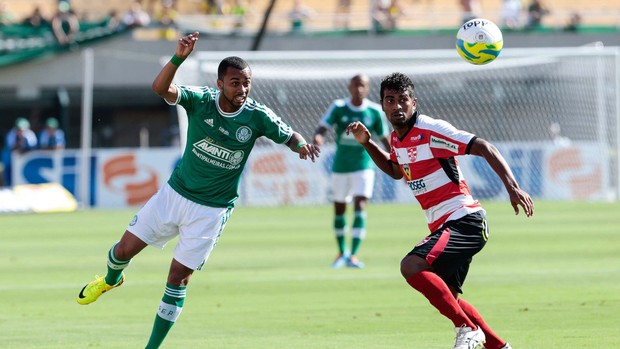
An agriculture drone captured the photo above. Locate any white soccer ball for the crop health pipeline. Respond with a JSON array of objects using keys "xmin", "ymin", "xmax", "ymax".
[{"xmin": 456, "ymin": 18, "xmax": 504, "ymax": 65}]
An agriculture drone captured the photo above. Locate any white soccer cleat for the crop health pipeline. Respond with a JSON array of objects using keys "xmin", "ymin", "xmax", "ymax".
[
  {"xmin": 499, "ymin": 343, "xmax": 512, "ymax": 349},
  {"xmin": 454, "ymin": 325, "xmax": 485, "ymax": 349}
]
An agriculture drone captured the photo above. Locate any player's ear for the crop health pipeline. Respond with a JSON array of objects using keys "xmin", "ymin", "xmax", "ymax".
[{"xmin": 216, "ymin": 79, "xmax": 223, "ymax": 90}]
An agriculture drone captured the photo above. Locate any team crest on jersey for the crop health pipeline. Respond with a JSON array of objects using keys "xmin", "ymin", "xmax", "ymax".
[
  {"xmin": 430, "ymin": 135, "xmax": 458, "ymax": 153},
  {"xmin": 407, "ymin": 147, "xmax": 417, "ymax": 162},
  {"xmin": 236, "ymin": 126, "xmax": 252, "ymax": 143},
  {"xmin": 129, "ymin": 215, "xmax": 138, "ymax": 226}
]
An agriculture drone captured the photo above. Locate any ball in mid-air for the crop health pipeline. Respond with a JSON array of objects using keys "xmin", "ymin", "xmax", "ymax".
[{"xmin": 456, "ymin": 18, "xmax": 503, "ymax": 65}]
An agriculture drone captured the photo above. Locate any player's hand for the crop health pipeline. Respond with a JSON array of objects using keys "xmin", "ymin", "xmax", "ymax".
[
  {"xmin": 176, "ymin": 32, "xmax": 199, "ymax": 59},
  {"xmin": 509, "ymin": 188, "xmax": 534, "ymax": 217},
  {"xmin": 313, "ymin": 134, "xmax": 324, "ymax": 146},
  {"xmin": 345, "ymin": 121, "xmax": 371, "ymax": 144},
  {"xmin": 298, "ymin": 143, "xmax": 320, "ymax": 162}
]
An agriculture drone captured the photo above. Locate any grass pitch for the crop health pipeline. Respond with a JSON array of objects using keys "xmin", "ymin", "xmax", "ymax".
[{"xmin": 1, "ymin": 201, "xmax": 619, "ymax": 348}]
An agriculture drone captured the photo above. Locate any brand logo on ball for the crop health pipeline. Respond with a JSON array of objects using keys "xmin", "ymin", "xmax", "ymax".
[{"xmin": 456, "ymin": 18, "xmax": 503, "ymax": 65}]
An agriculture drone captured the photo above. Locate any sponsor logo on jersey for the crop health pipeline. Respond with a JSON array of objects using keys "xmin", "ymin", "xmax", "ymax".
[
  {"xmin": 129, "ymin": 215, "xmax": 138, "ymax": 226},
  {"xmin": 236, "ymin": 126, "xmax": 252, "ymax": 143},
  {"xmin": 430, "ymin": 135, "xmax": 458, "ymax": 153},
  {"xmin": 410, "ymin": 134, "xmax": 423, "ymax": 142},
  {"xmin": 193, "ymin": 139, "xmax": 244, "ymax": 166},
  {"xmin": 407, "ymin": 178, "xmax": 427, "ymax": 195},
  {"xmin": 218, "ymin": 127, "xmax": 229, "ymax": 136},
  {"xmin": 402, "ymin": 164, "xmax": 412, "ymax": 180},
  {"xmin": 204, "ymin": 119, "xmax": 214, "ymax": 127}
]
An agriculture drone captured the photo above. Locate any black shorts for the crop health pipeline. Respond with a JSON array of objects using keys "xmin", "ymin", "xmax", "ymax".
[{"xmin": 407, "ymin": 211, "xmax": 489, "ymax": 293}]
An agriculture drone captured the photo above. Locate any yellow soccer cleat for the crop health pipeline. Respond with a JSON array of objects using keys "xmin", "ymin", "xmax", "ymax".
[{"xmin": 77, "ymin": 275, "xmax": 124, "ymax": 305}]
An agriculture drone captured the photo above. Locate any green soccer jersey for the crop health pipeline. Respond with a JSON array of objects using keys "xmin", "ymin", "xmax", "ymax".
[
  {"xmin": 167, "ymin": 85, "xmax": 293, "ymax": 208},
  {"xmin": 320, "ymin": 98, "xmax": 389, "ymax": 173}
]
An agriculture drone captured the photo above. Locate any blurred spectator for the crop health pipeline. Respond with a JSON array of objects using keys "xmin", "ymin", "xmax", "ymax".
[
  {"xmin": 501, "ymin": 0, "xmax": 522, "ymax": 30},
  {"xmin": 459, "ymin": 0, "xmax": 481, "ymax": 23},
  {"xmin": 122, "ymin": 0, "xmax": 151, "ymax": 29},
  {"xmin": 22, "ymin": 6, "xmax": 50, "ymax": 29},
  {"xmin": 333, "ymin": 0, "xmax": 352, "ymax": 30},
  {"xmin": 101, "ymin": 9, "xmax": 121, "ymax": 31},
  {"xmin": 203, "ymin": 0, "xmax": 224, "ymax": 15},
  {"xmin": 230, "ymin": 0, "xmax": 250, "ymax": 34},
  {"xmin": 288, "ymin": 0, "xmax": 315, "ymax": 34},
  {"xmin": 0, "ymin": 1, "xmax": 16, "ymax": 27},
  {"xmin": 51, "ymin": 0, "xmax": 80, "ymax": 46},
  {"xmin": 154, "ymin": 0, "xmax": 178, "ymax": 39},
  {"xmin": 2, "ymin": 118, "xmax": 38, "ymax": 186},
  {"xmin": 373, "ymin": 0, "xmax": 403, "ymax": 32},
  {"xmin": 564, "ymin": 12, "xmax": 581, "ymax": 32},
  {"xmin": 526, "ymin": 0, "xmax": 549, "ymax": 29},
  {"xmin": 549, "ymin": 122, "xmax": 571, "ymax": 147},
  {"xmin": 38, "ymin": 117, "xmax": 66, "ymax": 150}
]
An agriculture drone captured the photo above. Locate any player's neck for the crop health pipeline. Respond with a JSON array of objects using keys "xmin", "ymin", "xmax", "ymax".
[{"xmin": 350, "ymin": 97, "xmax": 364, "ymax": 107}]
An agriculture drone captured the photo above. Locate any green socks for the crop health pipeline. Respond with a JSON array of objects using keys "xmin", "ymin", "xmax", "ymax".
[
  {"xmin": 105, "ymin": 243, "xmax": 130, "ymax": 285},
  {"xmin": 350, "ymin": 210, "xmax": 367, "ymax": 256},
  {"xmin": 145, "ymin": 283, "xmax": 186, "ymax": 349},
  {"xmin": 334, "ymin": 214, "xmax": 347, "ymax": 254}
]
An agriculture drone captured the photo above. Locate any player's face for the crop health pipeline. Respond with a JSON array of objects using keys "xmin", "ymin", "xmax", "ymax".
[
  {"xmin": 348, "ymin": 76, "xmax": 370, "ymax": 102},
  {"xmin": 381, "ymin": 89, "xmax": 416, "ymax": 128},
  {"xmin": 217, "ymin": 66, "xmax": 252, "ymax": 112}
]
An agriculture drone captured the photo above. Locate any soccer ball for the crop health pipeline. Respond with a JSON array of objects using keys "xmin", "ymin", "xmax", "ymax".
[{"xmin": 456, "ymin": 18, "xmax": 503, "ymax": 65}]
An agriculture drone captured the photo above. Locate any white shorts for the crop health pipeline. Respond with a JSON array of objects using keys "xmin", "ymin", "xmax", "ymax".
[
  {"xmin": 331, "ymin": 169, "xmax": 375, "ymax": 203},
  {"xmin": 127, "ymin": 183, "xmax": 233, "ymax": 270}
]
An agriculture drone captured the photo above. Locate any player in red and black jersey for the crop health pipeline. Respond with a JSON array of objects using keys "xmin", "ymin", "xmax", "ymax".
[{"xmin": 346, "ymin": 72, "xmax": 534, "ymax": 349}]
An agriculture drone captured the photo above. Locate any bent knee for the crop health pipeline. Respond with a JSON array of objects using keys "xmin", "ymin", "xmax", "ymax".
[{"xmin": 400, "ymin": 254, "xmax": 428, "ymax": 279}]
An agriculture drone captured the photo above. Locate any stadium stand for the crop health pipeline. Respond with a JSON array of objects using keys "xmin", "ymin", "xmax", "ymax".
[{"xmin": 4, "ymin": 0, "xmax": 620, "ymax": 35}]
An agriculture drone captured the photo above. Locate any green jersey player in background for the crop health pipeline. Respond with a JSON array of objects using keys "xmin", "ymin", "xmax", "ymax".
[
  {"xmin": 313, "ymin": 74, "xmax": 390, "ymax": 269},
  {"xmin": 76, "ymin": 32, "xmax": 320, "ymax": 349}
]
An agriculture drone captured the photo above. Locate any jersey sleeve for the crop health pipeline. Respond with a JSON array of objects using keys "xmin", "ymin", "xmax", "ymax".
[
  {"xmin": 389, "ymin": 132, "xmax": 398, "ymax": 162},
  {"xmin": 426, "ymin": 118, "xmax": 475, "ymax": 158},
  {"xmin": 170, "ymin": 85, "xmax": 213, "ymax": 115},
  {"xmin": 259, "ymin": 105, "xmax": 294, "ymax": 144},
  {"xmin": 318, "ymin": 100, "xmax": 342, "ymax": 128}
]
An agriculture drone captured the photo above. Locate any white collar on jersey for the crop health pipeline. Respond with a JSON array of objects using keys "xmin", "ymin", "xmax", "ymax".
[
  {"xmin": 345, "ymin": 98, "xmax": 369, "ymax": 112},
  {"xmin": 215, "ymin": 91, "xmax": 247, "ymax": 118}
]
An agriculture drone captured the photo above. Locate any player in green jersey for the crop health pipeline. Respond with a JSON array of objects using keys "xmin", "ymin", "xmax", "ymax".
[
  {"xmin": 76, "ymin": 32, "xmax": 320, "ymax": 349},
  {"xmin": 313, "ymin": 74, "xmax": 390, "ymax": 269}
]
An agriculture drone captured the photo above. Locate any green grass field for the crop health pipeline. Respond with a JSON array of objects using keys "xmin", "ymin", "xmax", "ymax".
[{"xmin": 1, "ymin": 201, "xmax": 619, "ymax": 348}]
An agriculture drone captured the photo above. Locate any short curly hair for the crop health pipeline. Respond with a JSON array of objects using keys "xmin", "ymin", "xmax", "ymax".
[
  {"xmin": 218, "ymin": 56, "xmax": 250, "ymax": 80},
  {"xmin": 380, "ymin": 72, "xmax": 415, "ymax": 100}
]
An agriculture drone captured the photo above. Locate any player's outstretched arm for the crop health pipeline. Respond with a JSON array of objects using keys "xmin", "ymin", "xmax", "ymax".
[
  {"xmin": 286, "ymin": 131, "xmax": 321, "ymax": 162},
  {"xmin": 152, "ymin": 32, "xmax": 200, "ymax": 103},
  {"xmin": 346, "ymin": 122, "xmax": 402, "ymax": 179},
  {"xmin": 469, "ymin": 137, "xmax": 534, "ymax": 217}
]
